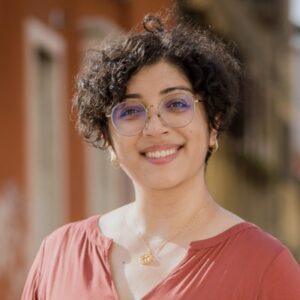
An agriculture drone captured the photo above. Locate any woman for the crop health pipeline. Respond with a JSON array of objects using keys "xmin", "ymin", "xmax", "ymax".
[{"xmin": 22, "ymin": 15, "xmax": 300, "ymax": 299}]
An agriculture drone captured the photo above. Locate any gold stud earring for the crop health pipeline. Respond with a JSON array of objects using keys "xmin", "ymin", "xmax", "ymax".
[{"xmin": 210, "ymin": 140, "xmax": 219, "ymax": 153}]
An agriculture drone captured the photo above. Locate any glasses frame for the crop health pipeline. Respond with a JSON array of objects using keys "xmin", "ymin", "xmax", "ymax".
[{"xmin": 106, "ymin": 93, "xmax": 203, "ymax": 136}]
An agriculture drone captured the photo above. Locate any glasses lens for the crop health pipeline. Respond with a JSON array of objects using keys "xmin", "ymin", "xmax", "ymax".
[
  {"xmin": 111, "ymin": 100, "xmax": 146, "ymax": 135},
  {"xmin": 160, "ymin": 93, "xmax": 195, "ymax": 128}
]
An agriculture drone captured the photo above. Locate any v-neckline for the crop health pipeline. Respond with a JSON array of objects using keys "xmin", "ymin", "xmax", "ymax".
[
  {"xmin": 139, "ymin": 220, "xmax": 255, "ymax": 299},
  {"xmin": 86, "ymin": 215, "xmax": 255, "ymax": 300}
]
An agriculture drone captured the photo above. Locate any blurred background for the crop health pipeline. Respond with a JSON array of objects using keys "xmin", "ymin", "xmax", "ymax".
[{"xmin": 1, "ymin": 0, "xmax": 300, "ymax": 298}]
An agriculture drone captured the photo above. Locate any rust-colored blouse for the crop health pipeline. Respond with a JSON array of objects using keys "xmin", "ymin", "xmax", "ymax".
[{"xmin": 22, "ymin": 215, "xmax": 300, "ymax": 299}]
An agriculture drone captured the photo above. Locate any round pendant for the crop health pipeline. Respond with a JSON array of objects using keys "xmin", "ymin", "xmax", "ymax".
[{"xmin": 139, "ymin": 251, "xmax": 154, "ymax": 265}]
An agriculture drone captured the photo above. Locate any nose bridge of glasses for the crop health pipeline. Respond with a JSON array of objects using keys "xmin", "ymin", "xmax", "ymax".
[
  {"xmin": 143, "ymin": 103, "xmax": 167, "ymax": 132},
  {"xmin": 145, "ymin": 104, "xmax": 161, "ymax": 119}
]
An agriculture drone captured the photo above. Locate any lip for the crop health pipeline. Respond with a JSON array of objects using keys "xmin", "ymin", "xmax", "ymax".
[{"xmin": 140, "ymin": 144, "xmax": 183, "ymax": 165}]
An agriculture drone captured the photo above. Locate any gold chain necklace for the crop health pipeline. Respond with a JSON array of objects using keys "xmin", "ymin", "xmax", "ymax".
[{"xmin": 135, "ymin": 205, "xmax": 208, "ymax": 265}]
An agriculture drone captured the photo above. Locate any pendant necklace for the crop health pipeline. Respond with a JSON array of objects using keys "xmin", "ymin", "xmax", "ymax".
[{"xmin": 135, "ymin": 205, "xmax": 208, "ymax": 265}]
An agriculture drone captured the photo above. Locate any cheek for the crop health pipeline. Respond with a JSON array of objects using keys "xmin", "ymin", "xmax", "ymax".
[
  {"xmin": 112, "ymin": 137, "xmax": 137, "ymax": 164},
  {"xmin": 187, "ymin": 119, "xmax": 210, "ymax": 142}
]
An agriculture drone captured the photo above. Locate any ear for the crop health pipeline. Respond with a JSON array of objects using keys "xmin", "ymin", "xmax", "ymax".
[
  {"xmin": 108, "ymin": 145, "xmax": 118, "ymax": 161},
  {"xmin": 208, "ymin": 128, "xmax": 218, "ymax": 148},
  {"xmin": 108, "ymin": 145, "xmax": 116, "ymax": 157},
  {"xmin": 209, "ymin": 113, "xmax": 221, "ymax": 145},
  {"xmin": 107, "ymin": 145, "xmax": 120, "ymax": 168}
]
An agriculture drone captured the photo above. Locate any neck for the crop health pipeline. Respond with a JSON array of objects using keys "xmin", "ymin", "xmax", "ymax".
[{"xmin": 127, "ymin": 172, "xmax": 219, "ymax": 238}]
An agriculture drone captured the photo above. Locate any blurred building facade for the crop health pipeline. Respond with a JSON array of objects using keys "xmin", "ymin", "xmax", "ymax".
[
  {"xmin": 182, "ymin": 0, "xmax": 300, "ymax": 259},
  {"xmin": 0, "ymin": 1, "xmax": 172, "ymax": 299},
  {"xmin": 0, "ymin": 0, "xmax": 299, "ymax": 299}
]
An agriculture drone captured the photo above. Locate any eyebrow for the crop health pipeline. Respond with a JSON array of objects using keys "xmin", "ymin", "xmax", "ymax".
[{"xmin": 123, "ymin": 86, "xmax": 193, "ymax": 100}]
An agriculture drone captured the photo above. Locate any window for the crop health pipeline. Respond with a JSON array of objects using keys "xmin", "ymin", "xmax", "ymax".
[{"xmin": 24, "ymin": 18, "xmax": 68, "ymax": 261}]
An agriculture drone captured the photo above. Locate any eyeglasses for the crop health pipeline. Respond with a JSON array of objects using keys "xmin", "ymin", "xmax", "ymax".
[{"xmin": 106, "ymin": 92, "xmax": 203, "ymax": 136}]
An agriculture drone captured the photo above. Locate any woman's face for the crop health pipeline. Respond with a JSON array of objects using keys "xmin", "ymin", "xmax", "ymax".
[{"xmin": 108, "ymin": 60, "xmax": 217, "ymax": 191}]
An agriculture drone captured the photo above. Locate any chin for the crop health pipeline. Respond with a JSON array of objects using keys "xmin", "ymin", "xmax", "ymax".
[{"xmin": 138, "ymin": 174, "xmax": 184, "ymax": 191}]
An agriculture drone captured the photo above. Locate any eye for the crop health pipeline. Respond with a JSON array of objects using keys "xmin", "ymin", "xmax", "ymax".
[
  {"xmin": 164, "ymin": 97, "xmax": 192, "ymax": 112},
  {"xmin": 117, "ymin": 105, "xmax": 145, "ymax": 119}
]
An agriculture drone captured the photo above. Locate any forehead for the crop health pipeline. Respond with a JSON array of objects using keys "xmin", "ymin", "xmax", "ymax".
[{"xmin": 125, "ymin": 61, "xmax": 192, "ymax": 97}]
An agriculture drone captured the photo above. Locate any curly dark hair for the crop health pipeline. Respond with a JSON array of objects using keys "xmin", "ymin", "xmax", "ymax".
[{"xmin": 73, "ymin": 14, "xmax": 241, "ymax": 152}]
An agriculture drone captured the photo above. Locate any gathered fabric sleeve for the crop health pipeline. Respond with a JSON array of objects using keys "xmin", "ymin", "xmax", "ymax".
[
  {"xmin": 21, "ymin": 240, "xmax": 46, "ymax": 300},
  {"xmin": 258, "ymin": 247, "xmax": 300, "ymax": 299}
]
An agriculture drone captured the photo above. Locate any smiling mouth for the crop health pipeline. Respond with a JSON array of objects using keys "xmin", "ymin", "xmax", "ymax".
[{"xmin": 142, "ymin": 145, "xmax": 183, "ymax": 159}]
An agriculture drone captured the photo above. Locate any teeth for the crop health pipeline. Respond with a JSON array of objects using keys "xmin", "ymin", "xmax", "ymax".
[{"xmin": 145, "ymin": 148, "xmax": 178, "ymax": 158}]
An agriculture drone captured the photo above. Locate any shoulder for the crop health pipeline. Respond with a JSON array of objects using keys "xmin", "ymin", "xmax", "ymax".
[
  {"xmin": 223, "ymin": 222, "xmax": 300, "ymax": 297},
  {"xmin": 201, "ymin": 219, "xmax": 294, "ymax": 271},
  {"xmin": 43, "ymin": 215, "xmax": 105, "ymax": 252},
  {"xmin": 22, "ymin": 215, "xmax": 104, "ymax": 297},
  {"xmin": 211, "ymin": 207, "xmax": 285, "ymax": 257},
  {"xmin": 233, "ymin": 222, "xmax": 287, "ymax": 259},
  {"xmin": 226, "ymin": 223, "xmax": 300, "ymax": 299},
  {"xmin": 253, "ymin": 230, "xmax": 300, "ymax": 299},
  {"xmin": 231, "ymin": 223, "xmax": 300, "ymax": 277},
  {"xmin": 36, "ymin": 215, "xmax": 113, "ymax": 276},
  {"xmin": 48, "ymin": 215, "xmax": 98, "ymax": 238}
]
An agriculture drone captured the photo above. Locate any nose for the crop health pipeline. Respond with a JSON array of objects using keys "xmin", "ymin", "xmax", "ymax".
[{"xmin": 142, "ymin": 108, "xmax": 168, "ymax": 136}]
